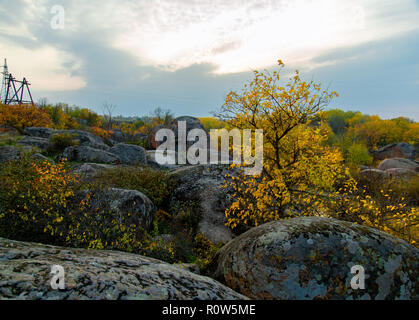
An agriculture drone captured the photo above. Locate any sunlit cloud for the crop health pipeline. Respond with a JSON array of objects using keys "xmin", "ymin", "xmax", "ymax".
[
  {"xmin": 0, "ymin": 0, "xmax": 418, "ymax": 120},
  {"xmin": 111, "ymin": 0, "xmax": 419, "ymax": 73},
  {"xmin": 0, "ymin": 40, "xmax": 86, "ymax": 91}
]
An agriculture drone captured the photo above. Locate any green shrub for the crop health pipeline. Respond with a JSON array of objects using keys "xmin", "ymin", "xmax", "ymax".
[
  {"xmin": 0, "ymin": 156, "xmax": 225, "ymax": 264},
  {"xmin": 346, "ymin": 142, "xmax": 373, "ymax": 166},
  {"xmin": 0, "ymin": 156, "xmax": 78, "ymax": 243},
  {"xmin": 48, "ymin": 132, "xmax": 78, "ymax": 153},
  {"xmin": 0, "ymin": 134, "xmax": 21, "ymax": 146},
  {"xmin": 88, "ymin": 166, "xmax": 175, "ymax": 208}
]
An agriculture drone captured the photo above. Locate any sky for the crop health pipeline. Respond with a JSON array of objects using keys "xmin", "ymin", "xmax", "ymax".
[{"xmin": 0, "ymin": 0, "xmax": 418, "ymax": 120}]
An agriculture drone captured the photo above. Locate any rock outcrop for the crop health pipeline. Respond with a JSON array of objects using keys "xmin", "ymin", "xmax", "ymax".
[
  {"xmin": 378, "ymin": 158, "xmax": 419, "ymax": 172},
  {"xmin": 17, "ymin": 136, "xmax": 50, "ymax": 151},
  {"xmin": 23, "ymin": 127, "xmax": 53, "ymax": 139},
  {"xmin": 72, "ymin": 163, "xmax": 117, "ymax": 179},
  {"xmin": 169, "ymin": 165, "xmax": 235, "ymax": 244},
  {"xmin": 386, "ymin": 168, "xmax": 417, "ymax": 180},
  {"xmin": 359, "ymin": 169, "xmax": 388, "ymax": 181},
  {"xmin": 146, "ymin": 150, "xmax": 182, "ymax": 170},
  {"xmin": 61, "ymin": 146, "xmax": 121, "ymax": 165},
  {"xmin": 148, "ymin": 124, "xmax": 166, "ymax": 150},
  {"xmin": 207, "ymin": 217, "xmax": 419, "ymax": 300},
  {"xmin": 0, "ymin": 237, "xmax": 248, "ymax": 300},
  {"xmin": 0, "ymin": 145, "xmax": 22, "ymax": 163},
  {"xmin": 24, "ymin": 127, "xmax": 109, "ymax": 151},
  {"xmin": 372, "ymin": 143, "xmax": 417, "ymax": 161},
  {"xmin": 109, "ymin": 143, "xmax": 147, "ymax": 165},
  {"xmin": 75, "ymin": 188, "xmax": 156, "ymax": 234},
  {"xmin": 0, "ymin": 145, "xmax": 34, "ymax": 163}
]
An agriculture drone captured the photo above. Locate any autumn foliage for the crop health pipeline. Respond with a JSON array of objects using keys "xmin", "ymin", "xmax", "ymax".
[
  {"xmin": 219, "ymin": 61, "xmax": 418, "ymax": 246},
  {"xmin": 0, "ymin": 104, "xmax": 53, "ymax": 133}
]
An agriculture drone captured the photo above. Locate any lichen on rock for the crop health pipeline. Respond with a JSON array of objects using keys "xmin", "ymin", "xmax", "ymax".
[{"xmin": 206, "ymin": 217, "xmax": 419, "ymax": 300}]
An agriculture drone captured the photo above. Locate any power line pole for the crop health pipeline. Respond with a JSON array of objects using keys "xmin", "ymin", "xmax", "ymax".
[
  {"xmin": 0, "ymin": 58, "xmax": 34, "ymax": 105},
  {"xmin": 0, "ymin": 58, "xmax": 9, "ymax": 104}
]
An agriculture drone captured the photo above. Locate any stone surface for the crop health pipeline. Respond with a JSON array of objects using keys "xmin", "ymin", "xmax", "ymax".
[
  {"xmin": 0, "ymin": 145, "xmax": 21, "ymax": 163},
  {"xmin": 23, "ymin": 127, "xmax": 54, "ymax": 139},
  {"xmin": 386, "ymin": 168, "xmax": 418, "ymax": 180},
  {"xmin": 0, "ymin": 145, "xmax": 34, "ymax": 163},
  {"xmin": 169, "ymin": 165, "xmax": 235, "ymax": 244},
  {"xmin": 170, "ymin": 116, "xmax": 209, "ymax": 150},
  {"xmin": 61, "ymin": 146, "xmax": 121, "ymax": 164},
  {"xmin": 31, "ymin": 153, "xmax": 54, "ymax": 163},
  {"xmin": 24, "ymin": 127, "xmax": 109, "ymax": 150},
  {"xmin": 109, "ymin": 143, "xmax": 147, "ymax": 165},
  {"xmin": 75, "ymin": 188, "xmax": 156, "ymax": 233},
  {"xmin": 207, "ymin": 217, "xmax": 419, "ymax": 300},
  {"xmin": 0, "ymin": 237, "xmax": 248, "ymax": 300},
  {"xmin": 72, "ymin": 163, "xmax": 117, "ymax": 179},
  {"xmin": 17, "ymin": 136, "xmax": 50, "ymax": 151},
  {"xmin": 372, "ymin": 143, "xmax": 417, "ymax": 161},
  {"xmin": 109, "ymin": 129, "xmax": 125, "ymax": 143},
  {"xmin": 146, "ymin": 150, "xmax": 182, "ymax": 170},
  {"xmin": 148, "ymin": 124, "xmax": 167, "ymax": 150},
  {"xmin": 55, "ymin": 130, "xmax": 110, "ymax": 151},
  {"xmin": 359, "ymin": 169, "xmax": 388, "ymax": 181},
  {"xmin": 378, "ymin": 158, "xmax": 419, "ymax": 172}
]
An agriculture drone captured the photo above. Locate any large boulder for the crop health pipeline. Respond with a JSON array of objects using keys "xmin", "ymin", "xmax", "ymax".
[
  {"xmin": 386, "ymin": 168, "xmax": 418, "ymax": 180},
  {"xmin": 0, "ymin": 146, "xmax": 21, "ymax": 163},
  {"xmin": 372, "ymin": 143, "xmax": 417, "ymax": 161},
  {"xmin": 0, "ymin": 145, "xmax": 34, "ymax": 163},
  {"xmin": 72, "ymin": 163, "xmax": 117, "ymax": 179},
  {"xmin": 147, "ymin": 124, "xmax": 166, "ymax": 150},
  {"xmin": 109, "ymin": 129, "xmax": 126, "ymax": 143},
  {"xmin": 109, "ymin": 143, "xmax": 147, "ymax": 165},
  {"xmin": 146, "ymin": 150, "xmax": 182, "ymax": 170},
  {"xmin": 61, "ymin": 146, "xmax": 121, "ymax": 164},
  {"xmin": 170, "ymin": 116, "xmax": 209, "ymax": 150},
  {"xmin": 0, "ymin": 237, "xmax": 248, "ymax": 300},
  {"xmin": 169, "ymin": 165, "xmax": 235, "ymax": 244},
  {"xmin": 55, "ymin": 130, "xmax": 110, "ymax": 151},
  {"xmin": 24, "ymin": 127, "xmax": 109, "ymax": 151},
  {"xmin": 75, "ymin": 188, "xmax": 156, "ymax": 234},
  {"xmin": 17, "ymin": 136, "xmax": 50, "ymax": 151},
  {"xmin": 207, "ymin": 217, "xmax": 419, "ymax": 300},
  {"xmin": 23, "ymin": 127, "xmax": 54, "ymax": 139},
  {"xmin": 378, "ymin": 158, "xmax": 419, "ymax": 172},
  {"xmin": 148, "ymin": 117, "xmax": 209, "ymax": 151},
  {"xmin": 359, "ymin": 169, "xmax": 388, "ymax": 181}
]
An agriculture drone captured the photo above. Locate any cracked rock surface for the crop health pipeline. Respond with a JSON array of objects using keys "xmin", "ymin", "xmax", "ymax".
[
  {"xmin": 207, "ymin": 217, "xmax": 419, "ymax": 300},
  {"xmin": 0, "ymin": 237, "xmax": 248, "ymax": 300}
]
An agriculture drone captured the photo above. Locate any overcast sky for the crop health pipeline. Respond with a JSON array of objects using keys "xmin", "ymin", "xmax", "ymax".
[{"xmin": 1, "ymin": 0, "xmax": 418, "ymax": 120}]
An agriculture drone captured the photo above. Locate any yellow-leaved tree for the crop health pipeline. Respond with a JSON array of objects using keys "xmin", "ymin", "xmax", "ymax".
[
  {"xmin": 218, "ymin": 60, "xmax": 347, "ymax": 229},
  {"xmin": 217, "ymin": 60, "xmax": 418, "ymax": 246}
]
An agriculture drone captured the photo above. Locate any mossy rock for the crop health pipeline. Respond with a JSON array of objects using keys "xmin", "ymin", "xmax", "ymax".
[{"xmin": 207, "ymin": 217, "xmax": 419, "ymax": 300}]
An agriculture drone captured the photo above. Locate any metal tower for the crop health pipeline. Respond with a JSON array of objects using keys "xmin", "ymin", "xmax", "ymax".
[
  {"xmin": 0, "ymin": 59, "xmax": 8, "ymax": 104},
  {"xmin": 0, "ymin": 59, "xmax": 34, "ymax": 105}
]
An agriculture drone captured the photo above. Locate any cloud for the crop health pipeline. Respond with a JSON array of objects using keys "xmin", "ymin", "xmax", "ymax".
[
  {"xmin": 0, "ymin": 0, "xmax": 86, "ymax": 91},
  {"xmin": 0, "ymin": 0, "xmax": 418, "ymax": 120},
  {"xmin": 109, "ymin": 0, "xmax": 419, "ymax": 73}
]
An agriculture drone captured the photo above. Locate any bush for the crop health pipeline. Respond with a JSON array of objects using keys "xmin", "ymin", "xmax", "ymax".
[
  {"xmin": 293, "ymin": 176, "xmax": 419, "ymax": 247},
  {"xmin": 0, "ymin": 156, "xmax": 224, "ymax": 264},
  {"xmin": 0, "ymin": 156, "xmax": 78, "ymax": 243},
  {"xmin": 0, "ymin": 104, "xmax": 53, "ymax": 134},
  {"xmin": 89, "ymin": 166, "xmax": 175, "ymax": 208},
  {"xmin": 48, "ymin": 132, "xmax": 79, "ymax": 153},
  {"xmin": 346, "ymin": 142, "xmax": 373, "ymax": 166}
]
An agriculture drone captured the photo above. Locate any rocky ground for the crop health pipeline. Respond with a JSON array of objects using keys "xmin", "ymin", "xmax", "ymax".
[{"xmin": 0, "ymin": 117, "xmax": 418, "ymax": 300}]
